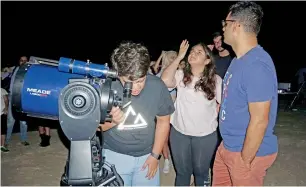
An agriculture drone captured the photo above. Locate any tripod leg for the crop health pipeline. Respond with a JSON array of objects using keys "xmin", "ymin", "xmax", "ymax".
[
  {"xmin": 288, "ymin": 94, "xmax": 299, "ymax": 110},
  {"xmin": 60, "ymin": 160, "xmax": 69, "ymax": 186},
  {"xmin": 288, "ymin": 81, "xmax": 306, "ymax": 111}
]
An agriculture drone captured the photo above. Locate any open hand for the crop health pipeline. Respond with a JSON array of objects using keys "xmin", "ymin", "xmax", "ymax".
[
  {"xmin": 142, "ymin": 155, "xmax": 159, "ymax": 180},
  {"xmin": 177, "ymin": 40, "xmax": 189, "ymax": 60}
]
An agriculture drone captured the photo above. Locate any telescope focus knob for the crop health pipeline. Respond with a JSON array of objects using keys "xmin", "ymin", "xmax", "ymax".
[{"xmin": 72, "ymin": 95, "xmax": 86, "ymax": 108}]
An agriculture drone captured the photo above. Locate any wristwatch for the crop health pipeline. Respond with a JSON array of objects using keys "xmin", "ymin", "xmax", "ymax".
[{"xmin": 151, "ymin": 152, "xmax": 161, "ymax": 160}]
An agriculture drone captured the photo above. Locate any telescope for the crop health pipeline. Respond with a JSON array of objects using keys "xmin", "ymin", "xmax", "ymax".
[{"xmin": 11, "ymin": 56, "xmax": 130, "ymax": 186}]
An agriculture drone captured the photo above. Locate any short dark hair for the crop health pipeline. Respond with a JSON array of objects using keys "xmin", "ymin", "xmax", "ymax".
[
  {"xmin": 212, "ymin": 32, "xmax": 222, "ymax": 39},
  {"xmin": 111, "ymin": 41, "xmax": 151, "ymax": 81},
  {"xmin": 228, "ymin": 1, "xmax": 264, "ymax": 35}
]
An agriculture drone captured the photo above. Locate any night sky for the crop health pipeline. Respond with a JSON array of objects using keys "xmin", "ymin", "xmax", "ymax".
[{"xmin": 2, "ymin": 1, "xmax": 306, "ymax": 82}]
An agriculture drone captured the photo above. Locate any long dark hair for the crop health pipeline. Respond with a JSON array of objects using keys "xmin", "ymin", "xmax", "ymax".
[{"xmin": 183, "ymin": 43, "xmax": 217, "ymax": 100}]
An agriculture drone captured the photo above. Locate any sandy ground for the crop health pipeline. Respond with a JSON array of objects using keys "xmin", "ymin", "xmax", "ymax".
[{"xmin": 1, "ymin": 110, "xmax": 306, "ymax": 186}]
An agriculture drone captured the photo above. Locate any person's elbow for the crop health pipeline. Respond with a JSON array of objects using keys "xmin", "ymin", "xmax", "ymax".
[
  {"xmin": 156, "ymin": 115, "xmax": 171, "ymax": 127},
  {"xmin": 161, "ymin": 75, "xmax": 176, "ymax": 88}
]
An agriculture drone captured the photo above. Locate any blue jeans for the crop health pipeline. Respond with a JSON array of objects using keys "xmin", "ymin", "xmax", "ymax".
[
  {"xmin": 104, "ymin": 149, "xmax": 160, "ymax": 186},
  {"xmin": 5, "ymin": 104, "xmax": 28, "ymax": 143}
]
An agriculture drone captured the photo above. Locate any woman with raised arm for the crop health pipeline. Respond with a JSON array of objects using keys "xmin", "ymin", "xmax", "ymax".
[{"xmin": 161, "ymin": 40, "xmax": 222, "ymax": 186}]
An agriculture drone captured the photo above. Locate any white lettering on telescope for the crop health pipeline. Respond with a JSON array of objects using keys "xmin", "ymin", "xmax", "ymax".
[{"xmin": 26, "ymin": 88, "xmax": 51, "ymax": 96}]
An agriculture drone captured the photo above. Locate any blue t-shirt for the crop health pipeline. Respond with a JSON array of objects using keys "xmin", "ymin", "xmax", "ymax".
[{"xmin": 219, "ymin": 45, "xmax": 278, "ymax": 156}]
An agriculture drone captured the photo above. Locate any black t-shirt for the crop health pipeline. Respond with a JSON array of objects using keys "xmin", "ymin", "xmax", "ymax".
[
  {"xmin": 103, "ymin": 74, "xmax": 175, "ymax": 157},
  {"xmin": 215, "ymin": 55, "xmax": 232, "ymax": 79}
]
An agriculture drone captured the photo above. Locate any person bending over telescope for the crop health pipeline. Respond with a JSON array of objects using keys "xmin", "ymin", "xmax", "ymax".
[{"xmin": 98, "ymin": 41, "xmax": 175, "ymax": 186}]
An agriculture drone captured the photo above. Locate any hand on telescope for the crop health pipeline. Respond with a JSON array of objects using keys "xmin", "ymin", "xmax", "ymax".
[
  {"xmin": 99, "ymin": 106, "xmax": 125, "ymax": 131},
  {"xmin": 110, "ymin": 106, "xmax": 126, "ymax": 125}
]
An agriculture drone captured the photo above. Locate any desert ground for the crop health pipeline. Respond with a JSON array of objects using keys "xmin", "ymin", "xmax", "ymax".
[{"xmin": 1, "ymin": 104, "xmax": 306, "ymax": 186}]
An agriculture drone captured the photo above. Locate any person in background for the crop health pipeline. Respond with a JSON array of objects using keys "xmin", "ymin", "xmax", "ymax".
[
  {"xmin": 178, "ymin": 60, "xmax": 186, "ymax": 70},
  {"xmin": 1, "ymin": 88, "xmax": 9, "ymax": 152},
  {"xmin": 208, "ymin": 32, "xmax": 233, "ymax": 79},
  {"xmin": 38, "ymin": 120, "xmax": 51, "ymax": 147},
  {"xmin": 148, "ymin": 61, "xmax": 156, "ymax": 75},
  {"xmin": 153, "ymin": 50, "xmax": 178, "ymax": 173},
  {"xmin": 5, "ymin": 56, "xmax": 30, "ymax": 147},
  {"xmin": 154, "ymin": 51, "xmax": 178, "ymax": 101},
  {"xmin": 295, "ymin": 66, "xmax": 306, "ymax": 88}
]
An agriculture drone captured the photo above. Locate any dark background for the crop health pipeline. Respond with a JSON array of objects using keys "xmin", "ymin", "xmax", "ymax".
[{"xmin": 2, "ymin": 1, "xmax": 305, "ymax": 82}]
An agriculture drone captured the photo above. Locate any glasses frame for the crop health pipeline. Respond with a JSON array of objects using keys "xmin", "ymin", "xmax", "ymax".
[{"xmin": 222, "ymin": 19, "xmax": 236, "ymax": 27}]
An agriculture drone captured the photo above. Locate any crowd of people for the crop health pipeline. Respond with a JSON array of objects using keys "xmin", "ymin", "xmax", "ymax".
[
  {"xmin": 99, "ymin": 1, "xmax": 279, "ymax": 186},
  {"xmin": 1, "ymin": 1, "xmax": 281, "ymax": 186}
]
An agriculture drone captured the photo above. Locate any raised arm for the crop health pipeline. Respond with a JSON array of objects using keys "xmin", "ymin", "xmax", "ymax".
[
  {"xmin": 153, "ymin": 51, "xmax": 165, "ymax": 74},
  {"xmin": 161, "ymin": 40, "xmax": 189, "ymax": 88}
]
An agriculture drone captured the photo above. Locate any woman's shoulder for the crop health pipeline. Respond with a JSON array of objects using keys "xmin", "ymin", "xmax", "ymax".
[{"xmin": 215, "ymin": 74, "xmax": 222, "ymax": 84}]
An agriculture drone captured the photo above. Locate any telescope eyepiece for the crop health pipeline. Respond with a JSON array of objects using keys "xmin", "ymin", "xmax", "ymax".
[{"xmin": 122, "ymin": 82, "xmax": 132, "ymax": 109}]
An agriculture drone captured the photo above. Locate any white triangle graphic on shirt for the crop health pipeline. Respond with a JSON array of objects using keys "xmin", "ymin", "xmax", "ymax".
[{"xmin": 117, "ymin": 105, "xmax": 148, "ymax": 130}]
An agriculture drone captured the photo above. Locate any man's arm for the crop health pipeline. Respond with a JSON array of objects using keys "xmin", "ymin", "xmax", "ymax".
[
  {"xmin": 241, "ymin": 60, "xmax": 276, "ymax": 164},
  {"xmin": 241, "ymin": 101, "xmax": 270, "ymax": 164},
  {"xmin": 151, "ymin": 115, "xmax": 171, "ymax": 155}
]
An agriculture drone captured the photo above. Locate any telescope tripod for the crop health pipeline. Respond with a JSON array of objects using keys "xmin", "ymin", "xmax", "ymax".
[{"xmin": 60, "ymin": 133, "xmax": 124, "ymax": 186}]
